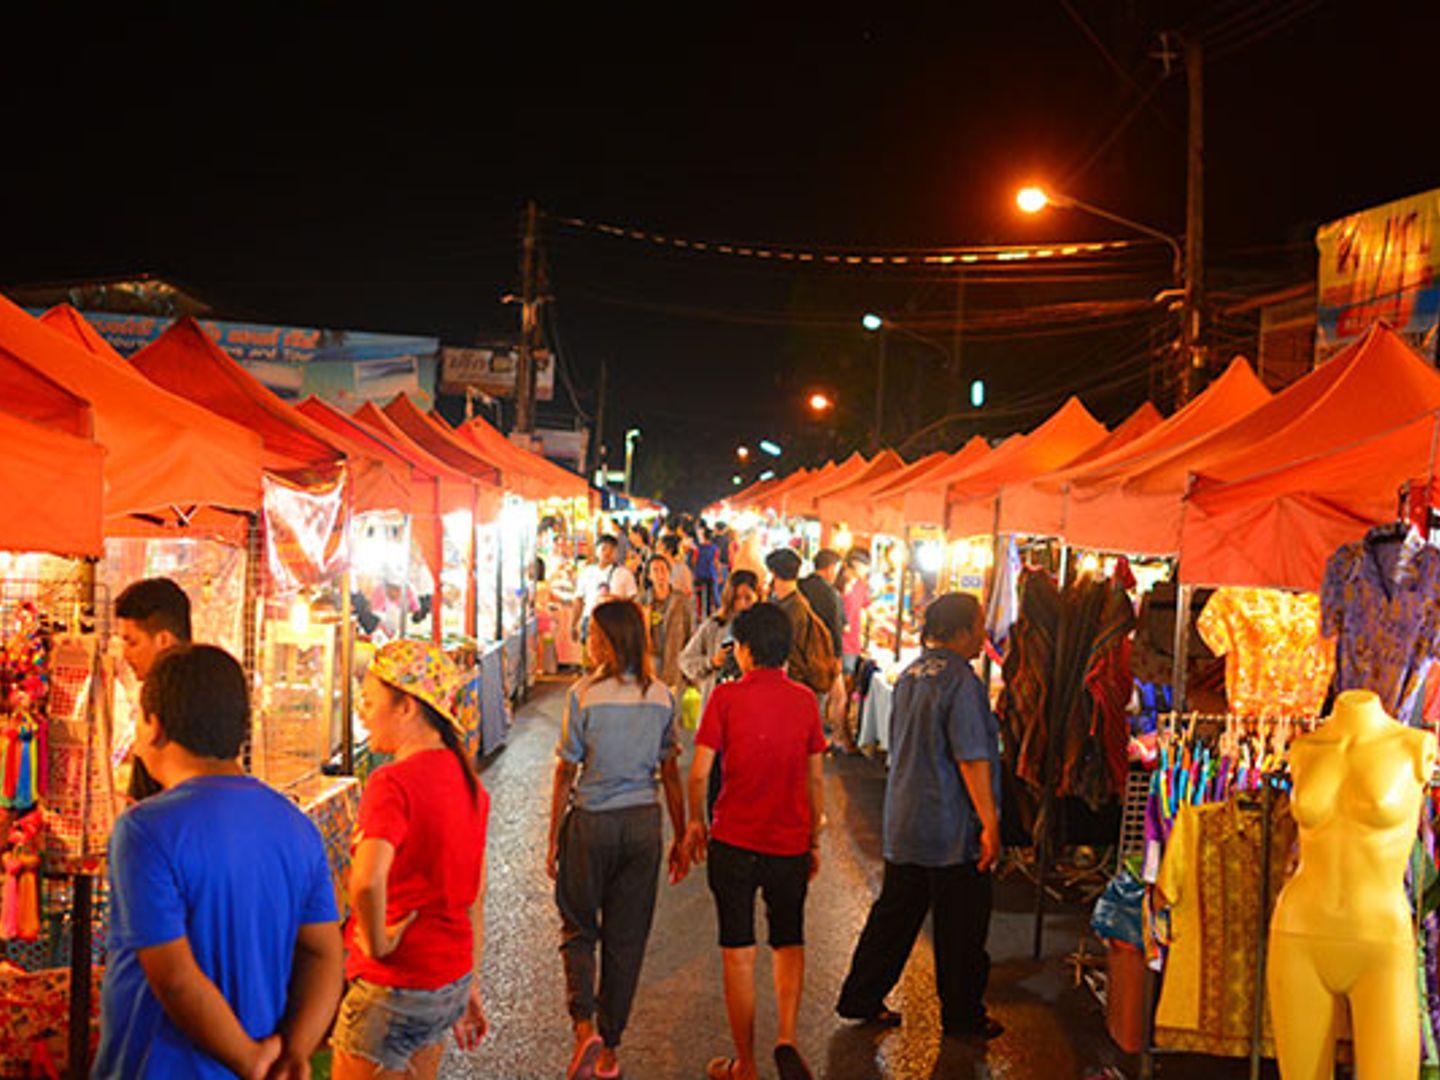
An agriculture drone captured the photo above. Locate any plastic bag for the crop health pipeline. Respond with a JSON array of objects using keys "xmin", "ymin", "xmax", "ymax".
[
  {"xmin": 1091, "ymin": 869, "xmax": 1145, "ymax": 948},
  {"xmin": 680, "ymin": 685, "xmax": 703, "ymax": 731}
]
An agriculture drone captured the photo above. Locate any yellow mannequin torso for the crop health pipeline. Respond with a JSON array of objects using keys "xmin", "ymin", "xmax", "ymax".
[{"xmin": 1267, "ymin": 689, "xmax": 1437, "ymax": 1079}]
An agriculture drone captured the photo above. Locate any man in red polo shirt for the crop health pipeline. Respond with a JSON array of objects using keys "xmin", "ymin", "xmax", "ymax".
[{"xmin": 686, "ymin": 602, "xmax": 827, "ymax": 1080}]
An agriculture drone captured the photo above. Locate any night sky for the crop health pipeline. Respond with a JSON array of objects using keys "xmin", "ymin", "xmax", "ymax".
[{"xmin": 5, "ymin": 3, "xmax": 1438, "ymax": 509}]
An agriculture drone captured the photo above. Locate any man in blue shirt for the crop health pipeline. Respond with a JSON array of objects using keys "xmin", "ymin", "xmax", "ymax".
[
  {"xmin": 835, "ymin": 593, "xmax": 1004, "ymax": 1041},
  {"xmin": 94, "ymin": 645, "xmax": 343, "ymax": 1078}
]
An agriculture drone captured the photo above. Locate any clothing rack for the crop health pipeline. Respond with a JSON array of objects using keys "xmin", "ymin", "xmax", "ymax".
[{"xmin": 1136, "ymin": 771, "xmax": 1282, "ymax": 1080}]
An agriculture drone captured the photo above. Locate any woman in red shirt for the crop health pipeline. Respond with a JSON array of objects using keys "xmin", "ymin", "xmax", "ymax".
[{"xmin": 333, "ymin": 641, "xmax": 490, "ymax": 1079}]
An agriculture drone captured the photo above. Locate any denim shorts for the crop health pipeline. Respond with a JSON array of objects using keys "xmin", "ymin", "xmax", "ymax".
[{"xmin": 332, "ymin": 974, "xmax": 472, "ymax": 1071}]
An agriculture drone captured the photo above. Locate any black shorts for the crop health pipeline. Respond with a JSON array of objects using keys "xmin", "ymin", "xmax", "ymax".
[{"xmin": 706, "ymin": 839, "xmax": 811, "ymax": 949}]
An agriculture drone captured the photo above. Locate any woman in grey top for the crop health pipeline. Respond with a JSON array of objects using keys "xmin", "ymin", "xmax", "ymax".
[
  {"xmin": 679, "ymin": 570, "xmax": 761, "ymax": 709},
  {"xmin": 547, "ymin": 599, "xmax": 689, "ymax": 1080}
]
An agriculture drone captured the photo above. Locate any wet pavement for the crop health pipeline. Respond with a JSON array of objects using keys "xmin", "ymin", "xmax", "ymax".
[{"xmin": 442, "ymin": 679, "xmax": 1267, "ymax": 1079}]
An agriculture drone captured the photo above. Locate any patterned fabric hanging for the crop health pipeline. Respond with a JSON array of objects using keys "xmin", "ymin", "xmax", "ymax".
[{"xmin": 0, "ymin": 605, "xmax": 51, "ymax": 812}]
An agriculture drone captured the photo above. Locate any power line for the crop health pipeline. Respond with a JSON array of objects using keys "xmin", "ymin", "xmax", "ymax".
[{"xmin": 546, "ymin": 211, "xmax": 1162, "ymax": 267}]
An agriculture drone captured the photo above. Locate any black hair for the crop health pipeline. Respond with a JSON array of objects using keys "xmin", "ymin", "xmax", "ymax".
[
  {"xmin": 660, "ymin": 535, "xmax": 681, "ymax": 557},
  {"xmin": 141, "ymin": 644, "xmax": 248, "ymax": 759},
  {"xmin": 590, "ymin": 600, "xmax": 654, "ymax": 691},
  {"xmin": 922, "ymin": 592, "xmax": 982, "ymax": 644},
  {"xmin": 116, "ymin": 578, "xmax": 192, "ymax": 641},
  {"xmin": 598, "ymin": 534, "xmax": 619, "ymax": 549},
  {"xmin": 376, "ymin": 680, "xmax": 480, "ymax": 804},
  {"xmin": 732, "ymin": 602, "xmax": 791, "ymax": 668},
  {"xmin": 813, "ymin": 548, "xmax": 842, "ymax": 572}
]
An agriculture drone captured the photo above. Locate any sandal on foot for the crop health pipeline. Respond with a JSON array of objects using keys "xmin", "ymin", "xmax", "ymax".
[
  {"xmin": 568, "ymin": 1035, "xmax": 603, "ymax": 1080},
  {"xmin": 774, "ymin": 1044, "xmax": 814, "ymax": 1080},
  {"xmin": 704, "ymin": 1057, "xmax": 741, "ymax": 1079},
  {"xmin": 838, "ymin": 1006, "xmax": 902, "ymax": 1027},
  {"xmin": 596, "ymin": 1057, "xmax": 622, "ymax": 1080}
]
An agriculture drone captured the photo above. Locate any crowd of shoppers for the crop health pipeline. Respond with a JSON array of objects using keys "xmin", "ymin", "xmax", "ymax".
[{"xmin": 92, "ymin": 533, "xmax": 1001, "ymax": 1078}]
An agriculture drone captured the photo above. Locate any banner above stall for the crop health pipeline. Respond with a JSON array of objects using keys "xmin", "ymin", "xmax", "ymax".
[{"xmin": 1316, "ymin": 188, "xmax": 1440, "ymax": 363}]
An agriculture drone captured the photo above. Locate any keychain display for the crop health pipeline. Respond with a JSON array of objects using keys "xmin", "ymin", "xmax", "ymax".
[
  {"xmin": 0, "ymin": 604, "xmax": 51, "ymax": 811},
  {"xmin": 0, "ymin": 811, "xmax": 42, "ymax": 942}
]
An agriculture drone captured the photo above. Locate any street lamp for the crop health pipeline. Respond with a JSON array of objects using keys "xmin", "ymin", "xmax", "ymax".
[
  {"xmin": 736, "ymin": 445, "xmax": 751, "ymax": 461},
  {"xmin": 861, "ymin": 312, "xmax": 884, "ymax": 332},
  {"xmin": 1015, "ymin": 184, "xmax": 1183, "ymax": 285},
  {"xmin": 758, "ymin": 439, "xmax": 783, "ymax": 457},
  {"xmin": 862, "ymin": 313, "xmax": 888, "ymax": 451},
  {"xmin": 1017, "ymin": 183, "xmax": 1198, "ymax": 401},
  {"xmin": 623, "ymin": 427, "xmax": 641, "ymax": 495},
  {"xmin": 808, "ymin": 392, "xmax": 834, "ymax": 414}
]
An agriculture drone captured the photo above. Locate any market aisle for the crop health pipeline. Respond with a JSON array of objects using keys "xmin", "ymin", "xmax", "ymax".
[{"xmin": 441, "ymin": 680, "xmax": 1255, "ymax": 1079}]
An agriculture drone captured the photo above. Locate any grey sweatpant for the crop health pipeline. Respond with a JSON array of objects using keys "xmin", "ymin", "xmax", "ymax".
[{"xmin": 555, "ymin": 803, "xmax": 663, "ymax": 1048}]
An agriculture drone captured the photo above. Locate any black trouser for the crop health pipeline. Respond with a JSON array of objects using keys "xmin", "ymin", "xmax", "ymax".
[
  {"xmin": 837, "ymin": 860, "xmax": 993, "ymax": 1031},
  {"xmin": 555, "ymin": 804, "xmax": 662, "ymax": 1048}
]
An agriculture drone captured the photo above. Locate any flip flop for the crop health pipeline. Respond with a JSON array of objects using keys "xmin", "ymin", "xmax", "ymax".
[
  {"xmin": 774, "ymin": 1044, "xmax": 814, "ymax": 1080},
  {"xmin": 596, "ymin": 1059, "xmax": 622, "ymax": 1080},
  {"xmin": 568, "ymin": 1035, "xmax": 603, "ymax": 1080},
  {"xmin": 704, "ymin": 1057, "xmax": 741, "ymax": 1079}
]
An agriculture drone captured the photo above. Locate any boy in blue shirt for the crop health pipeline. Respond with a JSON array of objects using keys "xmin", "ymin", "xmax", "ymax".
[{"xmin": 94, "ymin": 645, "xmax": 343, "ymax": 1078}]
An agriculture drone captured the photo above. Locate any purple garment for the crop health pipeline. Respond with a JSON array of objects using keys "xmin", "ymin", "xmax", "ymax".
[{"xmin": 1321, "ymin": 533, "xmax": 1440, "ymax": 722}]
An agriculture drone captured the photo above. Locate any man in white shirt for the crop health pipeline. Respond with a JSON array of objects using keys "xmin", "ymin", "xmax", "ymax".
[{"xmin": 576, "ymin": 534, "xmax": 638, "ymax": 643}]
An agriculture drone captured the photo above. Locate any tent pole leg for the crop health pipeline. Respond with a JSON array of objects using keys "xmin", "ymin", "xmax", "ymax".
[{"xmin": 1172, "ymin": 582, "xmax": 1191, "ymax": 712}]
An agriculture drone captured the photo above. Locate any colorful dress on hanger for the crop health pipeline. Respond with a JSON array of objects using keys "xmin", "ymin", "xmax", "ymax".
[
  {"xmin": 1321, "ymin": 531, "xmax": 1440, "ymax": 722},
  {"xmin": 1197, "ymin": 588, "xmax": 1334, "ymax": 718},
  {"xmin": 1154, "ymin": 795, "xmax": 1297, "ymax": 1057}
]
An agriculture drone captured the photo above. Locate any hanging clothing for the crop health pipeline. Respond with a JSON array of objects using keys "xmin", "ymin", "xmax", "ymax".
[
  {"xmin": 1197, "ymin": 588, "xmax": 1335, "ymax": 718},
  {"xmin": 1154, "ymin": 795, "xmax": 1297, "ymax": 1057},
  {"xmin": 1321, "ymin": 530, "xmax": 1440, "ymax": 721}
]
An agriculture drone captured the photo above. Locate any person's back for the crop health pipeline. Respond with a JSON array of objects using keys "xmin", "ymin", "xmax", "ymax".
[
  {"xmin": 884, "ymin": 650, "xmax": 998, "ymax": 867},
  {"xmin": 799, "ymin": 573, "xmax": 843, "ymax": 655},
  {"xmin": 99, "ymin": 778, "xmax": 336, "ymax": 1076},
  {"xmin": 564, "ymin": 673, "xmax": 676, "ymax": 810},
  {"xmin": 704, "ymin": 668, "xmax": 824, "ymax": 855},
  {"xmin": 345, "ymin": 749, "xmax": 489, "ymax": 989}
]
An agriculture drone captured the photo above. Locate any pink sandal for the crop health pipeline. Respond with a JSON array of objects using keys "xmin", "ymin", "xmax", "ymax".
[{"xmin": 567, "ymin": 1035, "xmax": 603, "ymax": 1080}]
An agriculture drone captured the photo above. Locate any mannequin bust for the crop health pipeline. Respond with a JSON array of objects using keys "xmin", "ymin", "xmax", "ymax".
[{"xmin": 1268, "ymin": 689, "xmax": 1436, "ymax": 1079}]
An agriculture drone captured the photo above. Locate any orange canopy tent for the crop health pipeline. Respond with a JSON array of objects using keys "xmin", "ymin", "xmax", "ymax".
[
  {"xmin": 130, "ymin": 318, "xmax": 410, "ymax": 514},
  {"xmin": 944, "ymin": 398, "xmax": 1109, "ymax": 536},
  {"xmin": 0, "ymin": 346, "xmax": 105, "ymax": 557},
  {"xmin": 1179, "ymin": 412, "xmax": 1440, "ymax": 590},
  {"xmin": 817, "ymin": 449, "xmax": 927, "ymax": 538},
  {"xmin": 381, "ymin": 395, "xmax": 502, "ymax": 516},
  {"xmin": 869, "ymin": 437, "xmax": 993, "ymax": 535},
  {"xmin": 0, "ymin": 293, "xmax": 264, "ymax": 523},
  {"xmin": 1069, "ymin": 325, "xmax": 1440, "ymax": 555},
  {"xmin": 448, "ymin": 414, "xmax": 589, "ymax": 501},
  {"xmin": 1008, "ymin": 359, "xmax": 1269, "ymax": 542},
  {"xmin": 745, "ymin": 467, "xmax": 815, "ymax": 514},
  {"xmin": 781, "ymin": 453, "xmax": 872, "ymax": 517},
  {"xmin": 813, "ymin": 450, "xmax": 908, "ymax": 531},
  {"xmin": 39, "ymin": 304, "xmax": 130, "ymax": 370}
]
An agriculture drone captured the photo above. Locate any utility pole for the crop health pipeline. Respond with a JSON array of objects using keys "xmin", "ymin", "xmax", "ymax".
[
  {"xmin": 515, "ymin": 199, "xmax": 540, "ymax": 434},
  {"xmin": 593, "ymin": 356, "xmax": 609, "ymax": 486},
  {"xmin": 873, "ymin": 330, "xmax": 887, "ymax": 452},
  {"xmin": 1179, "ymin": 36, "xmax": 1204, "ymax": 406}
]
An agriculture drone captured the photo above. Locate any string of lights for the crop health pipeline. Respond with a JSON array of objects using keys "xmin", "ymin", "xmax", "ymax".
[{"xmin": 546, "ymin": 211, "xmax": 1163, "ymax": 268}]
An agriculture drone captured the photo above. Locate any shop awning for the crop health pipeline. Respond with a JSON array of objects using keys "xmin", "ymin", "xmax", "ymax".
[
  {"xmin": 380, "ymin": 395, "xmax": 502, "ymax": 518},
  {"xmin": 131, "ymin": 318, "xmax": 412, "ymax": 513},
  {"xmin": 813, "ymin": 450, "xmax": 908, "ymax": 530},
  {"xmin": 446, "ymin": 413, "xmax": 589, "ymax": 501},
  {"xmin": 781, "ymin": 454, "xmax": 871, "ymax": 517},
  {"xmin": 942, "ymin": 398, "xmax": 1109, "ymax": 535},
  {"xmin": 1177, "ymin": 327, "xmax": 1440, "ymax": 589},
  {"xmin": 743, "ymin": 467, "xmax": 814, "ymax": 513},
  {"xmin": 1072, "ymin": 324, "xmax": 1440, "ymax": 556},
  {"xmin": 0, "ymin": 345, "xmax": 104, "ymax": 556},
  {"xmin": 867, "ymin": 437, "xmax": 992, "ymax": 535},
  {"xmin": 1180, "ymin": 411, "xmax": 1440, "ymax": 590},
  {"xmin": 0, "ymin": 409, "xmax": 106, "ymax": 558},
  {"xmin": 0, "ymin": 293, "xmax": 265, "ymax": 521},
  {"xmin": 39, "ymin": 304, "xmax": 130, "ymax": 370},
  {"xmin": 996, "ymin": 398, "xmax": 1173, "ymax": 537},
  {"xmin": 1039, "ymin": 358, "xmax": 1272, "ymax": 551}
]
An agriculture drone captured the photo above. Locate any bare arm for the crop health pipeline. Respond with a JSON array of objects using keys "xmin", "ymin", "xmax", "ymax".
[
  {"xmin": 660, "ymin": 756, "xmax": 689, "ymax": 882},
  {"xmin": 686, "ymin": 744, "xmax": 717, "ymax": 861},
  {"xmin": 957, "ymin": 759, "xmax": 1001, "ymax": 872},
  {"xmin": 453, "ymin": 862, "xmax": 489, "ymax": 1051},
  {"xmin": 275, "ymin": 921, "xmax": 344, "ymax": 1067},
  {"xmin": 137, "ymin": 938, "xmax": 279, "ymax": 1079},
  {"xmin": 807, "ymin": 753, "xmax": 825, "ymax": 877},
  {"xmin": 350, "ymin": 838, "xmax": 414, "ymax": 960},
  {"xmin": 547, "ymin": 759, "xmax": 578, "ymax": 879}
]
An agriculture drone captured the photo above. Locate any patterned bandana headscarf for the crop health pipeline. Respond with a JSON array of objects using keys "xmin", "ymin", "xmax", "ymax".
[{"xmin": 368, "ymin": 639, "xmax": 467, "ymax": 736}]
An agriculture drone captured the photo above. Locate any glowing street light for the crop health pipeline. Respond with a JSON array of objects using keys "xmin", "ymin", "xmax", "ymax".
[
  {"xmin": 758, "ymin": 439, "xmax": 783, "ymax": 457},
  {"xmin": 808, "ymin": 392, "xmax": 833, "ymax": 414},
  {"xmin": 736, "ymin": 445, "xmax": 751, "ymax": 461},
  {"xmin": 1016, "ymin": 185, "xmax": 1051, "ymax": 214},
  {"xmin": 861, "ymin": 312, "xmax": 884, "ymax": 332}
]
